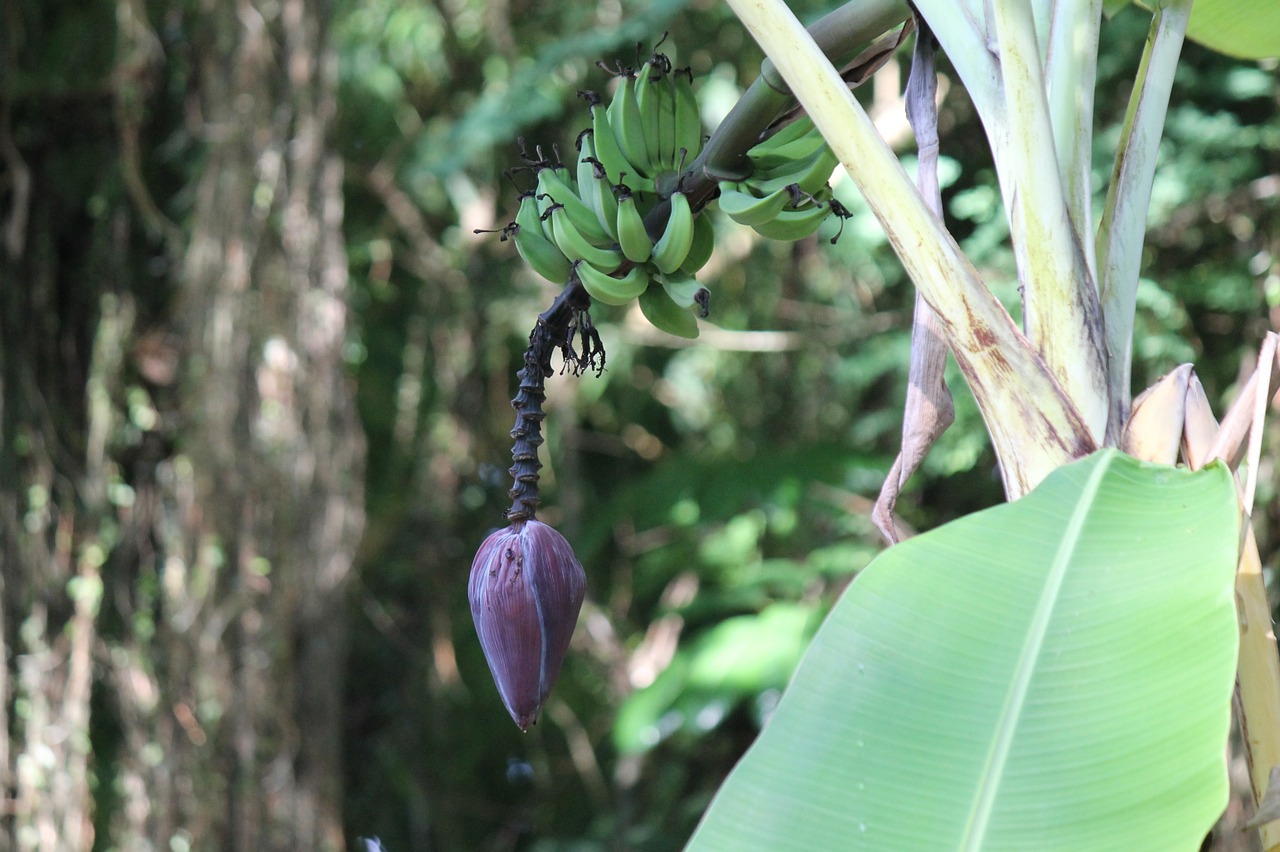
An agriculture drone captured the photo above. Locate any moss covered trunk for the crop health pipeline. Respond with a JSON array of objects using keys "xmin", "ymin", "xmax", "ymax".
[{"xmin": 0, "ymin": 0, "xmax": 363, "ymax": 848}]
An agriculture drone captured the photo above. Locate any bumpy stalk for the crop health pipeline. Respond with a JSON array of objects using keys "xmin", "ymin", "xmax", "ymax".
[
  {"xmin": 505, "ymin": 282, "xmax": 602, "ymax": 521},
  {"xmin": 506, "ymin": 335, "xmax": 550, "ymax": 522}
]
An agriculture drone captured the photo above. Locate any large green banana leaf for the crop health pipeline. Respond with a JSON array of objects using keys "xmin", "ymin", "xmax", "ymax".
[
  {"xmin": 1120, "ymin": 0, "xmax": 1280, "ymax": 59},
  {"xmin": 1181, "ymin": 0, "xmax": 1280, "ymax": 59},
  {"xmin": 687, "ymin": 450, "xmax": 1239, "ymax": 851}
]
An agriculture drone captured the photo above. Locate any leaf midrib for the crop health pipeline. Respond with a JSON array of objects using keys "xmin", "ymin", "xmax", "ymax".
[{"xmin": 959, "ymin": 451, "xmax": 1115, "ymax": 850}]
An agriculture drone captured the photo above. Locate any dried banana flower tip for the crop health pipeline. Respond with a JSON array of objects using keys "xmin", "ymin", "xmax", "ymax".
[{"xmin": 468, "ymin": 520, "xmax": 587, "ymax": 731}]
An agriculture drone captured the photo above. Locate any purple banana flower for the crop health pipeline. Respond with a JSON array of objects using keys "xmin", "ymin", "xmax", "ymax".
[{"xmin": 469, "ymin": 519, "xmax": 586, "ymax": 730}]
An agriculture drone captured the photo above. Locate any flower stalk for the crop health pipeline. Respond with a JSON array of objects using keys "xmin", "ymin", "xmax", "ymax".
[{"xmin": 471, "ymin": 284, "xmax": 597, "ymax": 729}]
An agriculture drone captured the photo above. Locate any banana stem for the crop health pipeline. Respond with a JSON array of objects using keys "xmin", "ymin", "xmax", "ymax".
[
  {"xmin": 990, "ymin": 0, "xmax": 1108, "ymax": 445},
  {"xmin": 1097, "ymin": 0, "xmax": 1193, "ymax": 443}
]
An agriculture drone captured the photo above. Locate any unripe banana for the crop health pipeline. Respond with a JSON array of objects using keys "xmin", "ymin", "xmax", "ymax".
[
  {"xmin": 679, "ymin": 212, "xmax": 715, "ymax": 276},
  {"xmin": 634, "ymin": 62, "xmax": 664, "ymax": 174},
  {"xmin": 655, "ymin": 69, "xmax": 678, "ymax": 171},
  {"xmin": 671, "ymin": 67, "xmax": 703, "ymax": 167},
  {"xmin": 755, "ymin": 115, "xmax": 819, "ymax": 150},
  {"xmin": 536, "ymin": 167, "xmax": 610, "ymax": 245},
  {"xmin": 639, "ymin": 280, "xmax": 699, "ymax": 339},
  {"xmin": 661, "ymin": 271, "xmax": 705, "ymax": 309},
  {"xmin": 717, "ymin": 183, "xmax": 792, "ymax": 227},
  {"xmin": 515, "ymin": 188, "xmax": 552, "ymax": 239},
  {"xmin": 575, "ymin": 259, "xmax": 649, "ymax": 307},
  {"xmin": 747, "ymin": 146, "xmax": 838, "ymax": 198},
  {"xmin": 532, "ymin": 166, "xmax": 567, "ymax": 216},
  {"xmin": 512, "ymin": 193, "xmax": 571, "ymax": 283},
  {"xmin": 650, "ymin": 191, "xmax": 695, "ymax": 275},
  {"xmin": 751, "ymin": 194, "xmax": 833, "ymax": 241},
  {"xmin": 614, "ymin": 189, "xmax": 653, "ymax": 264},
  {"xmin": 576, "ymin": 132, "xmax": 617, "ymax": 240},
  {"xmin": 609, "ymin": 73, "xmax": 652, "ymax": 181},
  {"xmin": 547, "ymin": 204, "xmax": 624, "ymax": 273},
  {"xmin": 747, "ymin": 133, "xmax": 828, "ymax": 173},
  {"xmin": 590, "ymin": 101, "xmax": 634, "ymax": 186}
]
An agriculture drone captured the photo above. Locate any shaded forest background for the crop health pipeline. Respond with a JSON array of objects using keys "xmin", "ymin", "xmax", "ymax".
[{"xmin": 1, "ymin": 0, "xmax": 1277, "ymax": 849}]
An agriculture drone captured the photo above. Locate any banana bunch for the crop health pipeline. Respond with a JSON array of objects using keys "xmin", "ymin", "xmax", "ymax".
[
  {"xmin": 717, "ymin": 116, "xmax": 841, "ymax": 241},
  {"xmin": 502, "ymin": 48, "xmax": 713, "ymax": 338}
]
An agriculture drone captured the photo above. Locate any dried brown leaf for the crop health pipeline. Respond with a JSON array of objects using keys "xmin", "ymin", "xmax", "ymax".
[
  {"xmin": 1121, "ymin": 363, "xmax": 1191, "ymax": 464},
  {"xmin": 767, "ymin": 19, "xmax": 915, "ymax": 129},
  {"xmin": 1244, "ymin": 766, "xmax": 1280, "ymax": 830},
  {"xmin": 873, "ymin": 21, "xmax": 953, "ymax": 545}
]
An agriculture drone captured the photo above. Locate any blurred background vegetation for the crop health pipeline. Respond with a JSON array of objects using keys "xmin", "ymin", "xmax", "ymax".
[{"xmin": 2, "ymin": 0, "xmax": 1278, "ymax": 849}]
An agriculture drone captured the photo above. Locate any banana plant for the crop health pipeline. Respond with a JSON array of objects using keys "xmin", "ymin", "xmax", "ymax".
[
  {"xmin": 471, "ymin": 0, "xmax": 1280, "ymax": 846},
  {"xmin": 682, "ymin": 0, "xmax": 1280, "ymax": 849}
]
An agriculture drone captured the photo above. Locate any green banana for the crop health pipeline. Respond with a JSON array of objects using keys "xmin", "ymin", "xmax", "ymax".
[
  {"xmin": 671, "ymin": 67, "xmax": 702, "ymax": 167},
  {"xmin": 576, "ymin": 132, "xmax": 617, "ymax": 240},
  {"xmin": 751, "ymin": 193, "xmax": 833, "ymax": 241},
  {"xmin": 754, "ymin": 115, "xmax": 818, "ymax": 150},
  {"xmin": 575, "ymin": 259, "xmax": 649, "ymax": 307},
  {"xmin": 746, "ymin": 145, "xmax": 838, "ymax": 198},
  {"xmin": 547, "ymin": 204, "xmax": 623, "ymax": 273},
  {"xmin": 512, "ymin": 193, "xmax": 571, "ymax": 283},
  {"xmin": 657, "ymin": 68, "xmax": 679, "ymax": 171},
  {"xmin": 614, "ymin": 189, "xmax": 653, "ymax": 264},
  {"xmin": 634, "ymin": 61, "xmax": 664, "ymax": 175},
  {"xmin": 609, "ymin": 72, "xmax": 651, "ymax": 181},
  {"xmin": 747, "ymin": 132, "xmax": 829, "ymax": 173},
  {"xmin": 679, "ymin": 212, "xmax": 715, "ymax": 275},
  {"xmin": 651, "ymin": 191, "xmax": 694, "ymax": 275},
  {"xmin": 536, "ymin": 166, "xmax": 610, "ymax": 245},
  {"xmin": 590, "ymin": 100, "xmax": 634, "ymax": 187},
  {"xmin": 660, "ymin": 271, "xmax": 705, "ymax": 309},
  {"xmin": 639, "ymin": 281, "xmax": 699, "ymax": 339},
  {"xmin": 717, "ymin": 183, "xmax": 792, "ymax": 228}
]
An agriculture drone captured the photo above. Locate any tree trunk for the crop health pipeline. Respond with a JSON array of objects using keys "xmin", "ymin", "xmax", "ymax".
[{"xmin": 0, "ymin": 1, "xmax": 363, "ymax": 849}]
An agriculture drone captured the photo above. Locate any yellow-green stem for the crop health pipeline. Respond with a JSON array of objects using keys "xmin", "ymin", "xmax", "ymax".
[
  {"xmin": 1097, "ymin": 0, "xmax": 1193, "ymax": 443},
  {"xmin": 991, "ymin": 0, "xmax": 1108, "ymax": 442}
]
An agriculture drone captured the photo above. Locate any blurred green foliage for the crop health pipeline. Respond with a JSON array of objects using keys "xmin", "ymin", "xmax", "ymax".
[{"xmin": 331, "ymin": 1, "xmax": 1279, "ymax": 848}]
